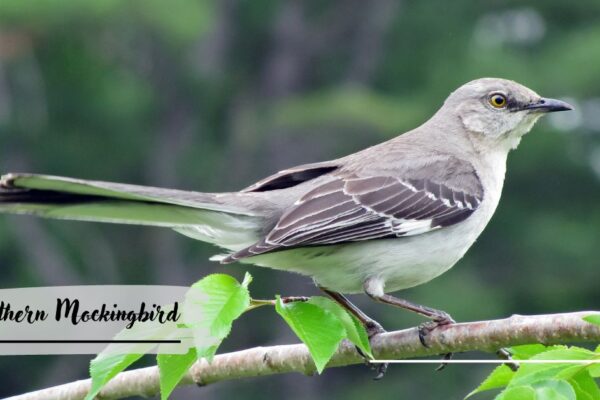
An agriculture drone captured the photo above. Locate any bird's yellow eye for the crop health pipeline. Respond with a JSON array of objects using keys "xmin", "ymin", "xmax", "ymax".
[{"xmin": 489, "ymin": 93, "xmax": 507, "ymax": 108}]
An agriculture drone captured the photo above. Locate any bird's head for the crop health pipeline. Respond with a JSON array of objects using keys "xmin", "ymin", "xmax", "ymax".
[{"xmin": 443, "ymin": 78, "xmax": 573, "ymax": 150}]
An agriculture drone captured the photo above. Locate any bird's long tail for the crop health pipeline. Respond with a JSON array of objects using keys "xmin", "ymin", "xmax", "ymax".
[{"xmin": 0, "ymin": 173, "xmax": 267, "ymax": 251}]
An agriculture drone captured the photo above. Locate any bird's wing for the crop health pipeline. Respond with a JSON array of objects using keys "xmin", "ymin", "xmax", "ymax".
[{"xmin": 222, "ymin": 164, "xmax": 483, "ymax": 262}]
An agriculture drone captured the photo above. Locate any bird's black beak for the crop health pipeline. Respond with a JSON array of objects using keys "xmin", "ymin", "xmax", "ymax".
[{"xmin": 524, "ymin": 97, "xmax": 574, "ymax": 113}]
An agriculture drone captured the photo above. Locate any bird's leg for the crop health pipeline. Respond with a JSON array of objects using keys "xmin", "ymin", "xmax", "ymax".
[
  {"xmin": 362, "ymin": 288, "xmax": 518, "ymax": 371},
  {"xmin": 363, "ymin": 285, "xmax": 455, "ymax": 369},
  {"xmin": 319, "ymin": 286, "xmax": 388, "ymax": 380},
  {"xmin": 319, "ymin": 287, "xmax": 384, "ymax": 337},
  {"xmin": 363, "ymin": 292, "xmax": 455, "ymax": 343}
]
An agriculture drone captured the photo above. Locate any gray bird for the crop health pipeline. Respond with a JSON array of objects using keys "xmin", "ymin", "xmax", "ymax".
[{"xmin": 0, "ymin": 77, "xmax": 572, "ymax": 358}]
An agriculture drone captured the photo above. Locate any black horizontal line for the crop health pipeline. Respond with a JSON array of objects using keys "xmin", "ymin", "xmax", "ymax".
[{"xmin": 0, "ymin": 340, "xmax": 181, "ymax": 343}]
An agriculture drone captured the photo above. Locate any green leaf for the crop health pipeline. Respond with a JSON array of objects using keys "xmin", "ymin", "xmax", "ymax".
[
  {"xmin": 510, "ymin": 344, "xmax": 566, "ymax": 360},
  {"xmin": 583, "ymin": 315, "xmax": 600, "ymax": 327},
  {"xmin": 509, "ymin": 348, "xmax": 596, "ymax": 387},
  {"xmin": 466, "ymin": 365, "xmax": 515, "ymax": 398},
  {"xmin": 589, "ymin": 345, "xmax": 600, "ymax": 378},
  {"xmin": 588, "ymin": 364, "xmax": 600, "ymax": 378},
  {"xmin": 157, "ymin": 348, "xmax": 197, "ymax": 400},
  {"xmin": 470, "ymin": 345, "xmax": 583, "ymax": 399},
  {"xmin": 532, "ymin": 380, "xmax": 577, "ymax": 400},
  {"xmin": 275, "ymin": 297, "xmax": 346, "ymax": 373},
  {"xmin": 568, "ymin": 371, "xmax": 600, "ymax": 400},
  {"xmin": 182, "ymin": 273, "xmax": 251, "ymax": 361},
  {"xmin": 470, "ymin": 346, "xmax": 599, "ymax": 400},
  {"xmin": 307, "ymin": 296, "xmax": 372, "ymax": 358},
  {"xmin": 497, "ymin": 380, "xmax": 577, "ymax": 400},
  {"xmin": 496, "ymin": 385, "xmax": 536, "ymax": 400},
  {"xmin": 85, "ymin": 304, "xmax": 183, "ymax": 400},
  {"xmin": 85, "ymin": 353, "xmax": 145, "ymax": 400},
  {"xmin": 555, "ymin": 356, "xmax": 600, "ymax": 381}
]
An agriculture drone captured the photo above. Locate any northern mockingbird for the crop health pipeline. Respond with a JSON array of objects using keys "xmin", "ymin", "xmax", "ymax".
[{"xmin": 0, "ymin": 77, "xmax": 572, "ymax": 357}]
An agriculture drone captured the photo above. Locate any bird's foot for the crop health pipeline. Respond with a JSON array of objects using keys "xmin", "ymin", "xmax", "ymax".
[
  {"xmin": 365, "ymin": 320, "xmax": 386, "ymax": 338},
  {"xmin": 417, "ymin": 312, "xmax": 456, "ymax": 371},
  {"xmin": 417, "ymin": 312, "xmax": 456, "ymax": 347},
  {"xmin": 372, "ymin": 362, "xmax": 388, "ymax": 381},
  {"xmin": 354, "ymin": 320, "xmax": 388, "ymax": 380}
]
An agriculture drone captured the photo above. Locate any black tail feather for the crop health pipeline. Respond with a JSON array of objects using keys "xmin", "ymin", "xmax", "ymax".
[{"xmin": 0, "ymin": 187, "xmax": 111, "ymax": 205}]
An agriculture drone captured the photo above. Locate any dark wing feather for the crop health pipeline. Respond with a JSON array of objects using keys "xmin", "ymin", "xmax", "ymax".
[
  {"xmin": 222, "ymin": 172, "xmax": 483, "ymax": 263},
  {"xmin": 242, "ymin": 162, "xmax": 339, "ymax": 192}
]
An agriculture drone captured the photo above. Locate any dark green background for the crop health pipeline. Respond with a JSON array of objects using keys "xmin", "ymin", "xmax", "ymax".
[{"xmin": 0, "ymin": 1, "xmax": 598, "ymax": 398}]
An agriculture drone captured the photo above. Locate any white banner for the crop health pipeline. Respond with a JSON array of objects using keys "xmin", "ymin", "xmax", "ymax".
[{"xmin": 0, "ymin": 286, "xmax": 198, "ymax": 355}]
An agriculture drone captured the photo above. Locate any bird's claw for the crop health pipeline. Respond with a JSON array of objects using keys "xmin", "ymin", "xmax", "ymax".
[
  {"xmin": 435, "ymin": 352, "xmax": 454, "ymax": 371},
  {"xmin": 365, "ymin": 320, "xmax": 386, "ymax": 338},
  {"xmin": 355, "ymin": 320, "xmax": 388, "ymax": 380},
  {"xmin": 417, "ymin": 313, "xmax": 455, "ymax": 347},
  {"xmin": 417, "ymin": 313, "xmax": 456, "ymax": 371},
  {"xmin": 373, "ymin": 362, "xmax": 388, "ymax": 380}
]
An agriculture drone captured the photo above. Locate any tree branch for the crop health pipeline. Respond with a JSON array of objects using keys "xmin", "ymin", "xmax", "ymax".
[{"xmin": 11, "ymin": 311, "xmax": 600, "ymax": 400}]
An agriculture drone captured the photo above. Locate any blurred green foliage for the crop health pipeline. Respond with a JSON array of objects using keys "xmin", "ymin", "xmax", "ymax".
[{"xmin": 0, "ymin": 0, "xmax": 599, "ymax": 398}]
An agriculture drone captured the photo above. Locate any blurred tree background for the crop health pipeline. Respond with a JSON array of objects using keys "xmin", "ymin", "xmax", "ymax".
[{"xmin": 0, "ymin": 0, "xmax": 599, "ymax": 398}]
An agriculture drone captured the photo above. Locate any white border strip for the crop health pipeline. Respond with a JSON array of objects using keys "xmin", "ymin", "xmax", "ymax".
[{"xmin": 370, "ymin": 360, "xmax": 600, "ymax": 364}]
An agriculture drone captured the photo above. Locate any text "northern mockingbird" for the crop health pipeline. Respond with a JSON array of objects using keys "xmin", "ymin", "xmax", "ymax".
[{"xmin": 0, "ymin": 77, "xmax": 573, "ymax": 364}]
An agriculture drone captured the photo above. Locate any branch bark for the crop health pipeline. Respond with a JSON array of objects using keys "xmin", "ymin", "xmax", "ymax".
[{"xmin": 10, "ymin": 311, "xmax": 600, "ymax": 400}]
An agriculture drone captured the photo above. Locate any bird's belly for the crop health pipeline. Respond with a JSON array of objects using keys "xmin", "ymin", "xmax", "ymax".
[{"xmin": 244, "ymin": 220, "xmax": 481, "ymax": 293}]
